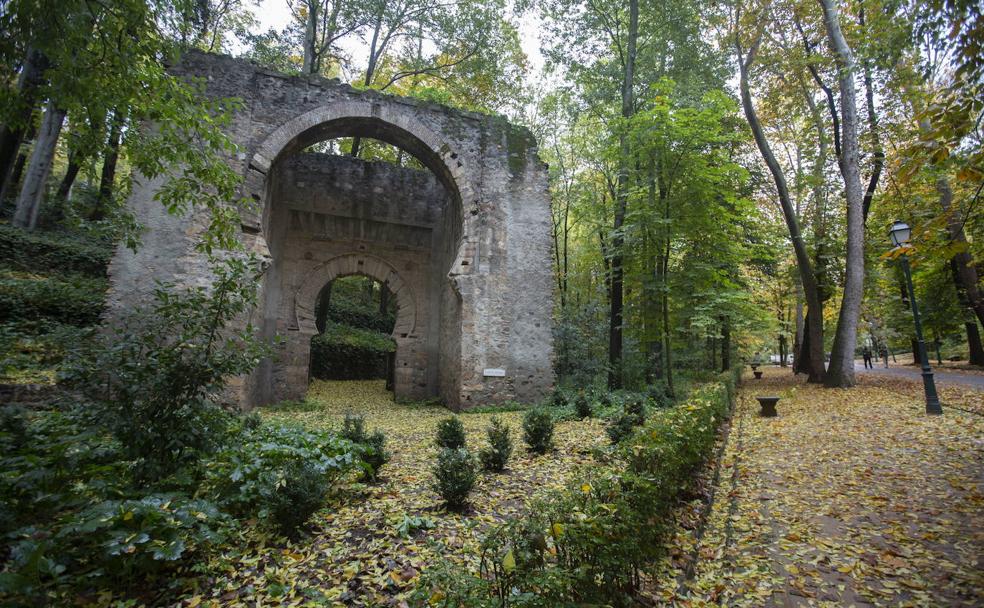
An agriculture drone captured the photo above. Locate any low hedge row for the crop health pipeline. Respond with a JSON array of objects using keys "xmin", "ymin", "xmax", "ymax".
[
  {"xmin": 310, "ymin": 322, "xmax": 396, "ymax": 380},
  {"xmin": 416, "ymin": 368, "xmax": 739, "ymax": 607},
  {"xmin": 0, "ymin": 225, "xmax": 111, "ymax": 277},
  {"xmin": 0, "ymin": 274, "xmax": 107, "ymax": 326}
]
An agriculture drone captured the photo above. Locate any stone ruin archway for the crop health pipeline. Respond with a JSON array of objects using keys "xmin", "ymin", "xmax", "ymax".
[
  {"xmin": 288, "ymin": 254, "xmax": 420, "ymax": 399},
  {"xmin": 105, "ymin": 50, "xmax": 556, "ymax": 409}
]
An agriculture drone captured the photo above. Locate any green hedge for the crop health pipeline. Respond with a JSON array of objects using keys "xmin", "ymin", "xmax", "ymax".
[
  {"xmin": 309, "ymin": 322, "xmax": 396, "ymax": 380},
  {"xmin": 0, "ymin": 274, "xmax": 107, "ymax": 326},
  {"xmin": 416, "ymin": 369, "xmax": 739, "ymax": 607},
  {"xmin": 0, "ymin": 225, "xmax": 111, "ymax": 277}
]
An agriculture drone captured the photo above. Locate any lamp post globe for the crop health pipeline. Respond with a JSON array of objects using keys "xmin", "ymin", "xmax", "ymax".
[
  {"xmin": 888, "ymin": 222, "xmax": 942, "ymax": 415},
  {"xmin": 889, "ymin": 220, "xmax": 911, "ymax": 248}
]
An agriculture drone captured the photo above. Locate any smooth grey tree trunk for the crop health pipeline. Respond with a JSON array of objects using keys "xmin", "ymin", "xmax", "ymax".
[
  {"xmin": 735, "ymin": 18, "xmax": 826, "ymax": 383},
  {"xmin": 12, "ymin": 101, "xmax": 65, "ymax": 229},
  {"xmin": 820, "ymin": 0, "xmax": 865, "ymax": 388},
  {"xmin": 0, "ymin": 48, "xmax": 48, "ymax": 199}
]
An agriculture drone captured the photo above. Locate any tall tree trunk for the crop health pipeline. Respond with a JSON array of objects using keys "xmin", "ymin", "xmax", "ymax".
[
  {"xmin": 939, "ymin": 177, "xmax": 984, "ymax": 329},
  {"xmin": 91, "ymin": 110, "xmax": 123, "ymax": 220},
  {"xmin": 56, "ymin": 153, "xmax": 81, "ymax": 201},
  {"xmin": 858, "ymin": 6, "xmax": 884, "ymax": 224},
  {"xmin": 0, "ymin": 48, "xmax": 48, "ymax": 198},
  {"xmin": 607, "ymin": 0, "xmax": 638, "ymax": 390},
  {"xmin": 820, "ymin": 0, "xmax": 865, "ymax": 388},
  {"xmin": 966, "ymin": 322, "xmax": 984, "ymax": 366},
  {"xmin": 350, "ymin": 7, "xmax": 386, "ymax": 158},
  {"xmin": 12, "ymin": 101, "xmax": 65, "ymax": 229},
  {"xmin": 736, "ymin": 25, "xmax": 825, "ymax": 383},
  {"xmin": 379, "ymin": 283, "xmax": 390, "ymax": 316},
  {"xmin": 721, "ymin": 318, "xmax": 731, "ymax": 372},
  {"xmin": 302, "ymin": 1, "xmax": 319, "ymax": 75}
]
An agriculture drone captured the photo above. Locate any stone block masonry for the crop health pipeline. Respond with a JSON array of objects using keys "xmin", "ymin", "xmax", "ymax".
[{"xmin": 105, "ymin": 50, "xmax": 554, "ymax": 409}]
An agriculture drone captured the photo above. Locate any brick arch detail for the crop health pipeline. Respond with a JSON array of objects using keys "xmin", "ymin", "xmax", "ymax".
[
  {"xmin": 293, "ymin": 253, "xmax": 417, "ymax": 339},
  {"xmin": 246, "ymin": 100, "xmax": 478, "ymax": 280}
]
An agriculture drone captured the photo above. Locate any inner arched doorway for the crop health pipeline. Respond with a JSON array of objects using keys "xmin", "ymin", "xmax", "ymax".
[{"xmin": 250, "ymin": 108, "xmax": 463, "ymax": 404}]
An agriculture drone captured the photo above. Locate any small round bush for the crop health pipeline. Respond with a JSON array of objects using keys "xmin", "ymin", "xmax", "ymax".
[
  {"xmin": 479, "ymin": 416, "xmax": 513, "ymax": 472},
  {"xmin": 269, "ymin": 460, "xmax": 326, "ymax": 536},
  {"xmin": 435, "ymin": 416, "xmax": 466, "ymax": 450},
  {"xmin": 646, "ymin": 382, "xmax": 671, "ymax": 408},
  {"xmin": 574, "ymin": 392, "xmax": 593, "ymax": 419},
  {"xmin": 340, "ymin": 413, "xmax": 390, "ymax": 480},
  {"xmin": 433, "ymin": 447, "xmax": 477, "ymax": 510},
  {"xmin": 606, "ymin": 411, "xmax": 638, "ymax": 444},
  {"xmin": 551, "ymin": 388, "xmax": 568, "ymax": 407},
  {"xmin": 625, "ymin": 395, "xmax": 647, "ymax": 425},
  {"xmin": 522, "ymin": 409, "xmax": 554, "ymax": 454}
]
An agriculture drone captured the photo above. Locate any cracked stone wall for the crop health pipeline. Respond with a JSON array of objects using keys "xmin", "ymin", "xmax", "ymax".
[{"xmin": 105, "ymin": 50, "xmax": 554, "ymax": 409}]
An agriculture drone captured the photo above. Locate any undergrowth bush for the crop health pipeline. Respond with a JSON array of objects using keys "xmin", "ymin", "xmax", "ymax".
[
  {"xmin": 605, "ymin": 410, "xmax": 638, "ymax": 444},
  {"xmin": 416, "ymin": 370, "xmax": 739, "ymax": 606},
  {"xmin": 479, "ymin": 416, "xmax": 512, "ymax": 472},
  {"xmin": 522, "ymin": 409, "xmax": 554, "ymax": 454},
  {"xmin": 0, "ymin": 225, "xmax": 111, "ymax": 276},
  {"xmin": 0, "ymin": 273, "xmax": 107, "ymax": 326},
  {"xmin": 433, "ymin": 447, "xmax": 477, "ymax": 510},
  {"xmin": 435, "ymin": 416, "xmax": 466, "ymax": 450},
  {"xmin": 573, "ymin": 392, "xmax": 593, "ymax": 419},
  {"xmin": 340, "ymin": 413, "xmax": 390, "ymax": 480}
]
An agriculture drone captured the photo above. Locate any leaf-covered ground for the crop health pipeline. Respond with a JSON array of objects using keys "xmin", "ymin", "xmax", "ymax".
[
  {"xmin": 652, "ymin": 370, "xmax": 984, "ymax": 607},
  {"xmin": 191, "ymin": 380, "xmax": 607, "ymax": 607}
]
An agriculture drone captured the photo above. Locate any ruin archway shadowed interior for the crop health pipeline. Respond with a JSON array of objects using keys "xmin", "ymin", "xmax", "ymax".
[{"xmin": 106, "ymin": 51, "xmax": 555, "ymax": 409}]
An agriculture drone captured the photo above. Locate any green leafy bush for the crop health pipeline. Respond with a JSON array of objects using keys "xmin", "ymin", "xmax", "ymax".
[
  {"xmin": 0, "ymin": 225, "xmax": 111, "ymax": 276},
  {"xmin": 646, "ymin": 381, "xmax": 672, "ymax": 408},
  {"xmin": 605, "ymin": 410, "xmax": 638, "ymax": 444},
  {"xmin": 309, "ymin": 321, "xmax": 395, "ymax": 380},
  {"xmin": 432, "ymin": 447, "xmax": 477, "ymax": 510},
  {"xmin": 573, "ymin": 392, "xmax": 593, "ymax": 419},
  {"xmin": 64, "ymin": 257, "xmax": 268, "ymax": 484},
  {"xmin": 625, "ymin": 395, "xmax": 647, "ymax": 425},
  {"xmin": 340, "ymin": 413, "xmax": 390, "ymax": 480},
  {"xmin": 418, "ymin": 371, "xmax": 739, "ymax": 605},
  {"xmin": 522, "ymin": 409, "xmax": 554, "ymax": 454},
  {"xmin": 0, "ymin": 273, "xmax": 107, "ymax": 326},
  {"xmin": 479, "ymin": 416, "xmax": 513, "ymax": 472},
  {"xmin": 435, "ymin": 416, "xmax": 466, "ymax": 450},
  {"xmin": 202, "ymin": 423, "xmax": 361, "ymax": 536}
]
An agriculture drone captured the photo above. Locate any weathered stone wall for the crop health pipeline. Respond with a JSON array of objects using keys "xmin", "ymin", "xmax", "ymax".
[
  {"xmin": 266, "ymin": 153, "xmax": 449, "ymax": 401},
  {"xmin": 105, "ymin": 50, "xmax": 555, "ymax": 409}
]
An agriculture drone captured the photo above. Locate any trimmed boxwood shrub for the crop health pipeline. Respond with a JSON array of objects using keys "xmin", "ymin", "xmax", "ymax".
[
  {"xmin": 435, "ymin": 416, "xmax": 466, "ymax": 450},
  {"xmin": 309, "ymin": 322, "xmax": 395, "ymax": 380},
  {"xmin": 432, "ymin": 447, "xmax": 477, "ymax": 510},
  {"xmin": 416, "ymin": 370, "xmax": 739, "ymax": 605},
  {"xmin": 522, "ymin": 409, "xmax": 554, "ymax": 454},
  {"xmin": 340, "ymin": 413, "xmax": 390, "ymax": 480},
  {"xmin": 478, "ymin": 416, "xmax": 512, "ymax": 472}
]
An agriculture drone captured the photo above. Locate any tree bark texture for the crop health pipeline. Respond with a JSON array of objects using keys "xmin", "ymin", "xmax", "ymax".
[
  {"xmin": 12, "ymin": 101, "xmax": 65, "ymax": 229},
  {"xmin": 820, "ymin": 0, "xmax": 865, "ymax": 388}
]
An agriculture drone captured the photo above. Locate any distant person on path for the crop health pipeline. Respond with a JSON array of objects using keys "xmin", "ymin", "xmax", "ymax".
[
  {"xmin": 880, "ymin": 345, "xmax": 889, "ymax": 368},
  {"xmin": 863, "ymin": 346, "xmax": 873, "ymax": 369}
]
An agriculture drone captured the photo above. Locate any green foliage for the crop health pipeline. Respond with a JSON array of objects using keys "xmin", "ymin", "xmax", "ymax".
[
  {"xmin": 202, "ymin": 422, "xmax": 361, "ymax": 536},
  {"xmin": 573, "ymin": 392, "xmax": 593, "ymax": 419},
  {"xmin": 64, "ymin": 257, "xmax": 268, "ymax": 484},
  {"xmin": 396, "ymin": 514, "xmax": 438, "ymax": 538},
  {"xmin": 624, "ymin": 395, "xmax": 646, "ymax": 425},
  {"xmin": 479, "ymin": 416, "xmax": 513, "ymax": 472},
  {"xmin": 309, "ymin": 322, "xmax": 395, "ymax": 380},
  {"xmin": 435, "ymin": 416, "xmax": 467, "ymax": 450},
  {"xmin": 340, "ymin": 413, "xmax": 391, "ymax": 480},
  {"xmin": 0, "ymin": 225, "xmax": 111, "ymax": 276},
  {"xmin": 418, "ymin": 372, "xmax": 737, "ymax": 605},
  {"xmin": 605, "ymin": 411, "xmax": 638, "ymax": 445},
  {"xmin": 0, "ymin": 273, "xmax": 106, "ymax": 326},
  {"xmin": 432, "ymin": 447, "xmax": 477, "ymax": 510},
  {"xmin": 522, "ymin": 409, "xmax": 555, "ymax": 454}
]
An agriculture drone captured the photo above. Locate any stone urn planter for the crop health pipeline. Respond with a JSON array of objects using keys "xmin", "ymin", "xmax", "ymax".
[
  {"xmin": 753, "ymin": 370, "xmax": 763, "ymax": 379},
  {"xmin": 756, "ymin": 396, "xmax": 779, "ymax": 417}
]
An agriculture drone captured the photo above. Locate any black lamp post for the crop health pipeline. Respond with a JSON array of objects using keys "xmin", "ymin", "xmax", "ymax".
[{"xmin": 889, "ymin": 220, "xmax": 942, "ymax": 415}]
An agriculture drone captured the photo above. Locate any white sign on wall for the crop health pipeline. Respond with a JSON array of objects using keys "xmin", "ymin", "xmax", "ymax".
[{"xmin": 483, "ymin": 368, "xmax": 506, "ymax": 377}]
